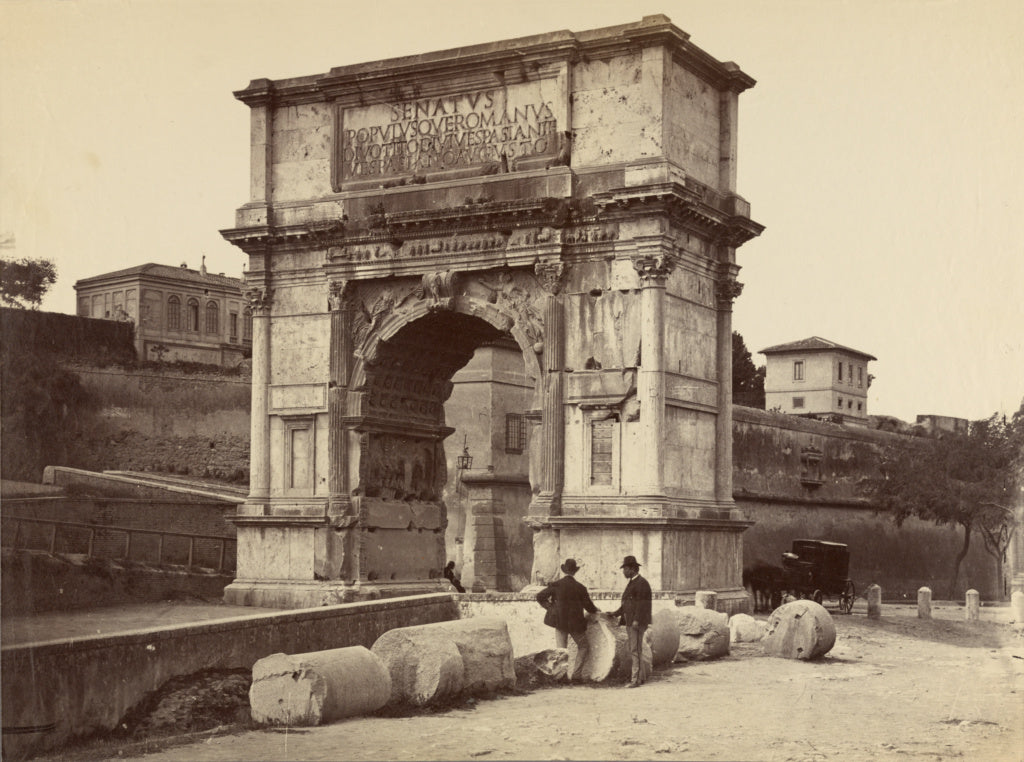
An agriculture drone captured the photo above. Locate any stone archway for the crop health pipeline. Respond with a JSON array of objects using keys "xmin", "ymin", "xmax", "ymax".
[
  {"xmin": 331, "ymin": 281, "xmax": 547, "ymax": 593},
  {"xmin": 222, "ymin": 16, "xmax": 764, "ymax": 608}
]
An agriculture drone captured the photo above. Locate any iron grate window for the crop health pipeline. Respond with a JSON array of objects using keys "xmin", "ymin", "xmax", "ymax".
[{"xmin": 505, "ymin": 413, "xmax": 527, "ymax": 454}]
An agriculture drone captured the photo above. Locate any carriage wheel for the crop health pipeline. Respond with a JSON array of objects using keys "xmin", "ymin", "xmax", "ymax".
[
  {"xmin": 812, "ymin": 589, "xmax": 823, "ymax": 605},
  {"xmin": 839, "ymin": 580, "xmax": 855, "ymax": 614}
]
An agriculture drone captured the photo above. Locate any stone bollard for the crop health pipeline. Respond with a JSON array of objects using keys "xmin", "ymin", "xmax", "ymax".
[
  {"xmin": 965, "ymin": 589, "xmax": 980, "ymax": 622},
  {"xmin": 694, "ymin": 590, "xmax": 717, "ymax": 610},
  {"xmin": 866, "ymin": 584, "xmax": 882, "ymax": 619},
  {"xmin": 249, "ymin": 647, "xmax": 391, "ymax": 726},
  {"xmin": 917, "ymin": 587, "xmax": 932, "ymax": 619},
  {"xmin": 1011, "ymin": 590, "xmax": 1024, "ymax": 625}
]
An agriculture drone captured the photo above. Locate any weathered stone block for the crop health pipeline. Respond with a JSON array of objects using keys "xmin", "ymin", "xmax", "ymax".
[
  {"xmin": 566, "ymin": 615, "xmax": 652, "ymax": 682},
  {"xmin": 649, "ymin": 608, "xmax": 681, "ymax": 666},
  {"xmin": 513, "ymin": 648, "xmax": 569, "ymax": 689},
  {"xmin": 762, "ymin": 600, "xmax": 836, "ymax": 660},
  {"xmin": 370, "ymin": 626, "xmax": 465, "ymax": 706},
  {"xmin": 728, "ymin": 613, "xmax": 765, "ymax": 643},
  {"xmin": 370, "ymin": 616, "xmax": 515, "ymax": 706},
  {"xmin": 673, "ymin": 606, "xmax": 730, "ymax": 661},
  {"xmin": 249, "ymin": 647, "xmax": 390, "ymax": 726}
]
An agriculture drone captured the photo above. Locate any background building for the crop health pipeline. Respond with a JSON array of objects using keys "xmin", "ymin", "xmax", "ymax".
[
  {"xmin": 75, "ymin": 260, "xmax": 251, "ymax": 366},
  {"xmin": 761, "ymin": 336, "xmax": 875, "ymax": 425}
]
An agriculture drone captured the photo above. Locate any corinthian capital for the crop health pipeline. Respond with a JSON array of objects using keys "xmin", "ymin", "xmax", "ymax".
[
  {"xmin": 632, "ymin": 255, "xmax": 673, "ymax": 285},
  {"xmin": 715, "ymin": 277, "xmax": 744, "ymax": 308},
  {"xmin": 245, "ymin": 287, "xmax": 273, "ymax": 315},
  {"xmin": 328, "ymin": 279, "xmax": 353, "ymax": 312},
  {"xmin": 534, "ymin": 261, "xmax": 567, "ymax": 295}
]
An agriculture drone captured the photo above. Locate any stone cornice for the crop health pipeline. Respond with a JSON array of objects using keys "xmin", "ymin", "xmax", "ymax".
[
  {"xmin": 233, "ymin": 16, "xmax": 755, "ymax": 109},
  {"xmin": 593, "ymin": 182, "xmax": 764, "ymax": 249}
]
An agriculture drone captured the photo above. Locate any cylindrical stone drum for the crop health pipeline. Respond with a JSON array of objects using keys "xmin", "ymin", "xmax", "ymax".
[{"xmin": 249, "ymin": 646, "xmax": 391, "ymax": 726}]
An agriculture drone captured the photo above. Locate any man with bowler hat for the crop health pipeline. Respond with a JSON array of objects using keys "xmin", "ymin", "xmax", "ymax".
[
  {"xmin": 609, "ymin": 554, "xmax": 652, "ymax": 687},
  {"xmin": 536, "ymin": 558, "xmax": 600, "ymax": 681}
]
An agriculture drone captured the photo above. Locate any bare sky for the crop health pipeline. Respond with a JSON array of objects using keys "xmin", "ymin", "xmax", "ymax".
[{"xmin": 2, "ymin": 0, "xmax": 1022, "ymax": 423}]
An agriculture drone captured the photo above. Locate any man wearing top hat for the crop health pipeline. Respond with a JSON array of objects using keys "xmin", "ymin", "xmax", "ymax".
[
  {"xmin": 535, "ymin": 558, "xmax": 600, "ymax": 681},
  {"xmin": 609, "ymin": 555, "xmax": 653, "ymax": 687}
]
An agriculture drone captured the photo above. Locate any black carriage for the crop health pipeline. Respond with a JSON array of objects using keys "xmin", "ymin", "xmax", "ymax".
[{"xmin": 781, "ymin": 539, "xmax": 855, "ymax": 614}]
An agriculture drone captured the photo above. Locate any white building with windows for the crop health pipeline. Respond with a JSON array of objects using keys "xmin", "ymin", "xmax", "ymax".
[
  {"xmin": 74, "ymin": 261, "xmax": 251, "ymax": 366},
  {"xmin": 760, "ymin": 337, "xmax": 875, "ymax": 425}
]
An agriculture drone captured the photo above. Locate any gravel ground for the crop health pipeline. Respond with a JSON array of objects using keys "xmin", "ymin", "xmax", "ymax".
[{"xmin": 37, "ymin": 603, "xmax": 1024, "ymax": 762}]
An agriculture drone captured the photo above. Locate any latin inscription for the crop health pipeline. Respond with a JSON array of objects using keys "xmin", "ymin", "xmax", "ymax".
[{"xmin": 340, "ymin": 82, "xmax": 559, "ymax": 181}]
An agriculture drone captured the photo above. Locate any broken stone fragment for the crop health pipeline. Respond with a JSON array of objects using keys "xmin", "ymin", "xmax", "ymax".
[
  {"xmin": 513, "ymin": 648, "xmax": 569, "ymax": 689},
  {"xmin": 673, "ymin": 606, "xmax": 730, "ymax": 662},
  {"xmin": 565, "ymin": 614, "xmax": 653, "ymax": 682},
  {"xmin": 248, "ymin": 647, "xmax": 391, "ymax": 726},
  {"xmin": 728, "ymin": 613, "xmax": 766, "ymax": 643},
  {"xmin": 762, "ymin": 600, "xmax": 836, "ymax": 659},
  {"xmin": 371, "ymin": 616, "xmax": 515, "ymax": 706},
  {"xmin": 649, "ymin": 608, "xmax": 681, "ymax": 666}
]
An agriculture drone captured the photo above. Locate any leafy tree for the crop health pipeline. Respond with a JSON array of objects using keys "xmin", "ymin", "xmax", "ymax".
[
  {"xmin": 0, "ymin": 256, "xmax": 57, "ymax": 308},
  {"xmin": 732, "ymin": 331, "xmax": 765, "ymax": 409},
  {"xmin": 871, "ymin": 405, "xmax": 1023, "ymax": 599}
]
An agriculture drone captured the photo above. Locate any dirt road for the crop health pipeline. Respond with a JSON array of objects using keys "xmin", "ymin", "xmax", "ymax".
[{"xmin": 41, "ymin": 604, "xmax": 1024, "ymax": 762}]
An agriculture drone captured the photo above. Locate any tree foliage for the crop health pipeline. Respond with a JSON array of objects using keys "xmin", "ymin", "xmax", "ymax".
[
  {"xmin": 871, "ymin": 404, "xmax": 1023, "ymax": 598},
  {"xmin": 732, "ymin": 331, "xmax": 766, "ymax": 409},
  {"xmin": 0, "ymin": 256, "xmax": 57, "ymax": 308}
]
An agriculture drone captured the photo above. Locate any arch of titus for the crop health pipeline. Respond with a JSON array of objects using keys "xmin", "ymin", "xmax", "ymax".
[{"xmin": 221, "ymin": 15, "xmax": 763, "ymax": 608}]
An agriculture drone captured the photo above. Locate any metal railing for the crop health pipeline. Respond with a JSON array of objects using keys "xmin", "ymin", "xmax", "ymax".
[{"xmin": 1, "ymin": 515, "xmax": 236, "ymax": 573}]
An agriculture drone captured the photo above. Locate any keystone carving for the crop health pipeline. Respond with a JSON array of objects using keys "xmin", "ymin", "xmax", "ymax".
[{"xmin": 416, "ymin": 271, "xmax": 458, "ymax": 312}]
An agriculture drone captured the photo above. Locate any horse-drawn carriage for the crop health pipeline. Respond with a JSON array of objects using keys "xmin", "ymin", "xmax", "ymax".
[{"xmin": 780, "ymin": 539, "xmax": 855, "ymax": 614}]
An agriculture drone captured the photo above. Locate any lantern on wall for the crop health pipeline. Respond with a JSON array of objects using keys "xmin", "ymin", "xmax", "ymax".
[{"xmin": 456, "ymin": 436, "xmax": 473, "ymax": 471}]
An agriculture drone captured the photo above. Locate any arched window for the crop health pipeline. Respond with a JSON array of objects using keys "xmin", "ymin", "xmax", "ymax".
[
  {"xmin": 187, "ymin": 298, "xmax": 200, "ymax": 332},
  {"xmin": 205, "ymin": 301, "xmax": 219, "ymax": 334},
  {"xmin": 167, "ymin": 296, "xmax": 181, "ymax": 330}
]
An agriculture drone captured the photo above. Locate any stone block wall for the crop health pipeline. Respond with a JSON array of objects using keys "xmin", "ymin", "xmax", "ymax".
[
  {"xmin": 732, "ymin": 405, "xmax": 1000, "ymax": 599},
  {"xmin": 57, "ymin": 365, "xmax": 250, "ymax": 482}
]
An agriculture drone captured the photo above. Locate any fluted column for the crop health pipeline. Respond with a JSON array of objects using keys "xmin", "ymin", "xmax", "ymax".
[
  {"xmin": 244, "ymin": 287, "xmax": 273, "ymax": 515},
  {"xmin": 327, "ymin": 280, "xmax": 353, "ymax": 518},
  {"xmin": 633, "ymin": 256, "xmax": 673, "ymax": 495},
  {"xmin": 715, "ymin": 269, "xmax": 743, "ymax": 503},
  {"xmin": 533, "ymin": 262, "xmax": 567, "ymax": 515}
]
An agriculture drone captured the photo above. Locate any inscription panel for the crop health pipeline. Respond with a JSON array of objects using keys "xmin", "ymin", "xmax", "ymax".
[{"xmin": 338, "ymin": 81, "xmax": 559, "ymax": 183}]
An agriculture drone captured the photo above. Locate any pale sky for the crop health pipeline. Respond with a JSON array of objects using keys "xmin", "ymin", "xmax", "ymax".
[{"xmin": 2, "ymin": 0, "xmax": 1022, "ymax": 424}]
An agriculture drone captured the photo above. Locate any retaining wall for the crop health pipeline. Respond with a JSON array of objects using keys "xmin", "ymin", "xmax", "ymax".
[
  {"xmin": 1, "ymin": 594, "xmax": 459, "ymax": 760},
  {"xmin": 733, "ymin": 406, "xmax": 999, "ymax": 599}
]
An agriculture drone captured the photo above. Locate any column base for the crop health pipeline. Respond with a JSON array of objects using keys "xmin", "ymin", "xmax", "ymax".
[{"xmin": 527, "ymin": 507, "xmax": 752, "ymax": 593}]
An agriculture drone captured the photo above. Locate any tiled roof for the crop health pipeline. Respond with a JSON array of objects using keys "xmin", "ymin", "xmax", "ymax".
[
  {"xmin": 759, "ymin": 336, "xmax": 876, "ymax": 361},
  {"xmin": 75, "ymin": 263, "xmax": 243, "ymax": 290}
]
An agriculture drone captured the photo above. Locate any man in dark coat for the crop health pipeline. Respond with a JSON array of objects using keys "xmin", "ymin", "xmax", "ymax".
[
  {"xmin": 535, "ymin": 558, "xmax": 600, "ymax": 681},
  {"xmin": 609, "ymin": 554, "xmax": 652, "ymax": 687},
  {"xmin": 443, "ymin": 561, "xmax": 466, "ymax": 593}
]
